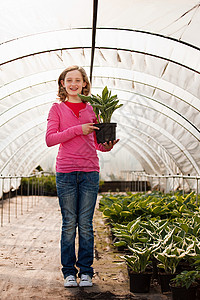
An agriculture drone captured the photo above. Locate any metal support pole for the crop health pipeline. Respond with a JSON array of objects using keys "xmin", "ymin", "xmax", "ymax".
[
  {"xmin": 32, "ymin": 177, "xmax": 34, "ymax": 207},
  {"xmin": 15, "ymin": 176, "xmax": 18, "ymax": 219},
  {"xmin": 134, "ymin": 174, "xmax": 136, "ymax": 192},
  {"xmin": 27, "ymin": 177, "xmax": 30, "ymax": 211},
  {"xmin": 34, "ymin": 176, "xmax": 36, "ymax": 205},
  {"xmin": 21, "ymin": 177, "xmax": 23, "ymax": 215},
  {"xmin": 38, "ymin": 176, "xmax": 39, "ymax": 200},
  {"xmin": 1, "ymin": 178, "xmax": 4, "ymax": 227},
  {"xmin": 8, "ymin": 177, "xmax": 11, "ymax": 223}
]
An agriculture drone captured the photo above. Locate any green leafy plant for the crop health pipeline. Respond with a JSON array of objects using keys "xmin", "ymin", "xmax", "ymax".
[
  {"xmin": 170, "ymin": 270, "xmax": 199, "ymax": 289},
  {"xmin": 112, "ymin": 218, "xmax": 169, "ymax": 249},
  {"xmin": 99, "ymin": 191, "xmax": 200, "ymax": 278},
  {"xmin": 78, "ymin": 86, "xmax": 123, "ymax": 123},
  {"xmin": 192, "ymin": 250, "xmax": 200, "ymax": 272},
  {"xmin": 154, "ymin": 238, "xmax": 196, "ymax": 274},
  {"xmin": 121, "ymin": 243, "xmax": 160, "ymax": 273},
  {"xmin": 21, "ymin": 175, "xmax": 57, "ymax": 196},
  {"xmin": 99, "ymin": 191, "xmax": 200, "ymax": 225},
  {"xmin": 122, "ymin": 252, "xmax": 150, "ymax": 273}
]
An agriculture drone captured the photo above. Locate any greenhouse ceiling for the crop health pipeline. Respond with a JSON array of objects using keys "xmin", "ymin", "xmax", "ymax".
[{"xmin": 0, "ymin": 0, "xmax": 200, "ymax": 180}]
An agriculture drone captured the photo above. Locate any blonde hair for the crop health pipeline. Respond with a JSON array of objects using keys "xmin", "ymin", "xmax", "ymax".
[{"xmin": 57, "ymin": 65, "xmax": 90, "ymax": 102}]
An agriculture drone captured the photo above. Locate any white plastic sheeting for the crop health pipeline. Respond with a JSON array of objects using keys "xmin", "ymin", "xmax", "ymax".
[{"xmin": 0, "ymin": 0, "xmax": 200, "ymax": 194}]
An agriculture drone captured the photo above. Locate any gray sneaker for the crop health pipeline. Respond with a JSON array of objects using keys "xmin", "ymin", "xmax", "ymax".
[
  {"xmin": 64, "ymin": 275, "xmax": 78, "ymax": 287},
  {"xmin": 79, "ymin": 274, "xmax": 93, "ymax": 287}
]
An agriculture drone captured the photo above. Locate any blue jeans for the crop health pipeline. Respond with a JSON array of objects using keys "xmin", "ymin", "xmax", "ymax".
[{"xmin": 56, "ymin": 171, "xmax": 99, "ymax": 279}]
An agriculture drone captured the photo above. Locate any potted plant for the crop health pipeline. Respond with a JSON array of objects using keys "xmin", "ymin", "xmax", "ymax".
[
  {"xmin": 169, "ymin": 270, "xmax": 199, "ymax": 300},
  {"xmin": 78, "ymin": 86, "xmax": 123, "ymax": 143},
  {"xmin": 155, "ymin": 239, "xmax": 197, "ymax": 293},
  {"xmin": 154, "ymin": 242, "xmax": 181, "ymax": 293},
  {"xmin": 121, "ymin": 243, "xmax": 160, "ymax": 293},
  {"xmin": 122, "ymin": 251, "xmax": 152, "ymax": 293}
]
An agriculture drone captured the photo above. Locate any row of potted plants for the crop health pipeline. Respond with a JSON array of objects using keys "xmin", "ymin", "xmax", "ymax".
[{"xmin": 99, "ymin": 191, "xmax": 200, "ymax": 299}]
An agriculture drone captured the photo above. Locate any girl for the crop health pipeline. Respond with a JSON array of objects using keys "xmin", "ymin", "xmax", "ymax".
[{"xmin": 45, "ymin": 65, "xmax": 119, "ymax": 288}]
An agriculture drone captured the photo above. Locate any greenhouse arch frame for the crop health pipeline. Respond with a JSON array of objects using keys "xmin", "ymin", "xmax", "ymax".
[{"xmin": 1, "ymin": 0, "xmax": 200, "ymax": 195}]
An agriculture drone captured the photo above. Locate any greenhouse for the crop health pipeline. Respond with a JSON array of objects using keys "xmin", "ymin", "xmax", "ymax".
[
  {"xmin": 1, "ymin": 0, "xmax": 200, "ymax": 193},
  {"xmin": 0, "ymin": 0, "xmax": 200, "ymax": 299}
]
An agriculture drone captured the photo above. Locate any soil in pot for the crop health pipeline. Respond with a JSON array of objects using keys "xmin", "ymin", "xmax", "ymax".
[
  {"xmin": 158, "ymin": 272, "xmax": 177, "ymax": 293},
  {"xmin": 129, "ymin": 271, "xmax": 152, "ymax": 293},
  {"xmin": 95, "ymin": 123, "xmax": 117, "ymax": 144},
  {"xmin": 170, "ymin": 283, "xmax": 198, "ymax": 300}
]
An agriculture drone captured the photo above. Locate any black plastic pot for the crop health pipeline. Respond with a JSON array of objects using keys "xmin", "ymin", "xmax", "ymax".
[
  {"xmin": 197, "ymin": 285, "xmax": 200, "ymax": 299},
  {"xmin": 95, "ymin": 123, "xmax": 117, "ymax": 144},
  {"xmin": 158, "ymin": 272, "xmax": 177, "ymax": 293},
  {"xmin": 129, "ymin": 271, "xmax": 152, "ymax": 293},
  {"xmin": 170, "ymin": 283, "xmax": 197, "ymax": 300},
  {"xmin": 196, "ymin": 278, "xmax": 200, "ymax": 299}
]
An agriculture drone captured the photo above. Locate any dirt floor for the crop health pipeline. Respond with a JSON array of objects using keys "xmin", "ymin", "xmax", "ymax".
[{"xmin": 0, "ymin": 195, "xmax": 172, "ymax": 300}]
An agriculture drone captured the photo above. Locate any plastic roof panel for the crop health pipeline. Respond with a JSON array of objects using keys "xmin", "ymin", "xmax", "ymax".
[{"xmin": 0, "ymin": 0, "xmax": 200, "ymax": 190}]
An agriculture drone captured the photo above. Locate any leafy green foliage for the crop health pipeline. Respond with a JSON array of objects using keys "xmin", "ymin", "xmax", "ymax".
[
  {"xmin": 99, "ymin": 191, "xmax": 200, "ymax": 274},
  {"xmin": 21, "ymin": 175, "xmax": 57, "ymax": 196},
  {"xmin": 78, "ymin": 86, "xmax": 123, "ymax": 123},
  {"xmin": 171, "ymin": 270, "xmax": 199, "ymax": 289},
  {"xmin": 99, "ymin": 191, "xmax": 200, "ymax": 223}
]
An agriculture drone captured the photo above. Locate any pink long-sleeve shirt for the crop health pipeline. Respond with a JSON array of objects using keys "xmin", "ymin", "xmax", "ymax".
[{"xmin": 46, "ymin": 101, "xmax": 110, "ymax": 173}]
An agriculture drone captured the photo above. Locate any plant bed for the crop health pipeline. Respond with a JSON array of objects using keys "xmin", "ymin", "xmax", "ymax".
[{"xmin": 98, "ymin": 190, "xmax": 200, "ymax": 298}]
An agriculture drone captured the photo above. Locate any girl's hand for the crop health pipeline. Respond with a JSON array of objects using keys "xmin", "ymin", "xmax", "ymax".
[
  {"xmin": 102, "ymin": 139, "xmax": 120, "ymax": 150},
  {"xmin": 82, "ymin": 123, "xmax": 99, "ymax": 135}
]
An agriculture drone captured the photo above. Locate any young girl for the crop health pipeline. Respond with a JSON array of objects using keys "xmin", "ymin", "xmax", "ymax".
[{"xmin": 45, "ymin": 66, "xmax": 119, "ymax": 288}]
